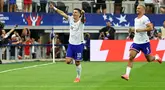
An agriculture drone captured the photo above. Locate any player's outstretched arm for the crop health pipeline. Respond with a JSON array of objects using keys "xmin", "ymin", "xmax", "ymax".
[
  {"xmin": 81, "ymin": 10, "xmax": 85, "ymax": 23},
  {"xmin": 4, "ymin": 25, "xmax": 18, "ymax": 38},
  {"xmin": 49, "ymin": 3, "xmax": 68, "ymax": 20}
]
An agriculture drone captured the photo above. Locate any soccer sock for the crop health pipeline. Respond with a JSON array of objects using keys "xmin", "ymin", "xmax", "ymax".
[
  {"xmin": 126, "ymin": 66, "xmax": 131, "ymax": 76},
  {"xmin": 72, "ymin": 60, "xmax": 75, "ymax": 64},
  {"xmin": 76, "ymin": 64, "xmax": 82, "ymax": 79}
]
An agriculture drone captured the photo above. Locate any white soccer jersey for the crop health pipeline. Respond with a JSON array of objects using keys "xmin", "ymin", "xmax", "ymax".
[
  {"xmin": 68, "ymin": 16, "xmax": 84, "ymax": 45},
  {"xmin": 133, "ymin": 15, "xmax": 150, "ymax": 44}
]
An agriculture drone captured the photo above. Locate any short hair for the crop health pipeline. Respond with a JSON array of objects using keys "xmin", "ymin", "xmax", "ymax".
[
  {"xmin": 138, "ymin": 4, "xmax": 146, "ymax": 10},
  {"xmin": 74, "ymin": 8, "xmax": 81, "ymax": 14}
]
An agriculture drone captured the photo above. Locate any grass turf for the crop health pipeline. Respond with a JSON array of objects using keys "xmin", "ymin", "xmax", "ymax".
[{"xmin": 0, "ymin": 61, "xmax": 164, "ymax": 90}]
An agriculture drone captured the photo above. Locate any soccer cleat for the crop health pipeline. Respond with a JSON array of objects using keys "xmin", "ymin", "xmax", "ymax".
[
  {"xmin": 121, "ymin": 74, "xmax": 129, "ymax": 81},
  {"xmin": 0, "ymin": 59, "xmax": 2, "ymax": 64},
  {"xmin": 74, "ymin": 78, "xmax": 80, "ymax": 83},
  {"xmin": 155, "ymin": 54, "xmax": 162, "ymax": 64}
]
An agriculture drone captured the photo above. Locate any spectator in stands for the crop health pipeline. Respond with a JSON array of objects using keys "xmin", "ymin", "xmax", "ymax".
[
  {"xmin": 31, "ymin": 38, "xmax": 37, "ymax": 59},
  {"xmin": 13, "ymin": 31, "xmax": 22, "ymax": 59},
  {"xmin": 36, "ymin": 38, "xmax": 42, "ymax": 59},
  {"xmin": 21, "ymin": 27, "xmax": 31, "ymax": 40},
  {"xmin": 0, "ymin": 23, "xmax": 17, "ymax": 63},
  {"xmin": 54, "ymin": 38, "xmax": 66, "ymax": 58},
  {"xmin": 10, "ymin": 34, "xmax": 20, "ymax": 60},
  {"xmin": 95, "ymin": 0, "xmax": 107, "ymax": 14},
  {"xmin": 147, "ymin": 24, "xmax": 158, "ymax": 40},
  {"xmin": 99, "ymin": 20, "xmax": 116, "ymax": 40},
  {"xmin": 24, "ymin": 37, "xmax": 31, "ymax": 59},
  {"xmin": 46, "ymin": 40, "xmax": 52, "ymax": 58},
  {"xmin": 83, "ymin": 33, "xmax": 90, "ymax": 61},
  {"xmin": 113, "ymin": 0, "xmax": 123, "ymax": 14},
  {"xmin": 24, "ymin": 0, "xmax": 32, "ymax": 12},
  {"xmin": 134, "ymin": 0, "xmax": 139, "ymax": 13},
  {"xmin": 154, "ymin": 30, "xmax": 165, "ymax": 40},
  {"xmin": 158, "ymin": 20, "xmax": 165, "ymax": 38},
  {"xmin": 99, "ymin": 32, "xmax": 105, "ymax": 40},
  {"xmin": 0, "ymin": 0, "xmax": 4, "ymax": 12},
  {"xmin": 158, "ymin": 0, "xmax": 165, "ymax": 14},
  {"xmin": 16, "ymin": 0, "xmax": 23, "ymax": 12},
  {"xmin": 40, "ymin": 0, "xmax": 47, "ymax": 13},
  {"xmin": 144, "ymin": 0, "xmax": 155, "ymax": 14},
  {"xmin": 126, "ymin": 29, "xmax": 134, "ymax": 40},
  {"xmin": 48, "ymin": 1, "xmax": 56, "ymax": 13},
  {"xmin": 9, "ymin": 0, "xmax": 17, "ymax": 12},
  {"xmin": 32, "ymin": 0, "xmax": 40, "ymax": 12}
]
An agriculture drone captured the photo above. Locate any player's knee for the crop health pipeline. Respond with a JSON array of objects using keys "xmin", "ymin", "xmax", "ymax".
[
  {"xmin": 75, "ymin": 61, "xmax": 80, "ymax": 66},
  {"xmin": 65, "ymin": 58, "xmax": 71, "ymax": 64},
  {"xmin": 129, "ymin": 55, "xmax": 135, "ymax": 61}
]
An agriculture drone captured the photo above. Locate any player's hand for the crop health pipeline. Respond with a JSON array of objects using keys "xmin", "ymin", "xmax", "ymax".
[
  {"xmin": 49, "ymin": 3, "xmax": 54, "ymax": 8},
  {"xmin": 81, "ymin": 10, "xmax": 85, "ymax": 14}
]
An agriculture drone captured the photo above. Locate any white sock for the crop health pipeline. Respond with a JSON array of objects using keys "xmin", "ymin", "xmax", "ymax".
[
  {"xmin": 72, "ymin": 60, "xmax": 75, "ymax": 64},
  {"xmin": 76, "ymin": 64, "xmax": 82, "ymax": 79},
  {"xmin": 126, "ymin": 66, "xmax": 131, "ymax": 76}
]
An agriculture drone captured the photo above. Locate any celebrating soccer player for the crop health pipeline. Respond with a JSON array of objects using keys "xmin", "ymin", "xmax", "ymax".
[
  {"xmin": 121, "ymin": 5, "xmax": 162, "ymax": 81},
  {"xmin": 49, "ymin": 3, "xmax": 85, "ymax": 82}
]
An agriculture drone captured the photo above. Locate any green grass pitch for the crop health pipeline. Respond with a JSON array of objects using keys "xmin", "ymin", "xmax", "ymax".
[{"xmin": 0, "ymin": 61, "xmax": 165, "ymax": 90}]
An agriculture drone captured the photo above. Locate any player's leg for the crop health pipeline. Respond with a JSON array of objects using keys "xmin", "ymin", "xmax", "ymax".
[
  {"xmin": 74, "ymin": 44, "xmax": 84, "ymax": 82},
  {"xmin": 142, "ymin": 42, "xmax": 162, "ymax": 63},
  {"xmin": 65, "ymin": 44, "xmax": 73, "ymax": 64},
  {"xmin": 121, "ymin": 43, "xmax": 139, "ymax": 80}
]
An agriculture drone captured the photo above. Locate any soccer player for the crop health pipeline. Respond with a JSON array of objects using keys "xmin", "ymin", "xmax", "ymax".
[
  {"xmin": 49, "ymin": 3, "xmax": 85, "ymax": 82},
  {"xmin": 121, "ymin": 5, "xmax": 162, "ymax": 81}
]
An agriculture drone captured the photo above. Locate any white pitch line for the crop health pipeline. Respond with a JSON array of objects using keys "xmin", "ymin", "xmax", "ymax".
[{"xmin": 0, "ymin": 63, "xmax": 54, "ymax": 74}]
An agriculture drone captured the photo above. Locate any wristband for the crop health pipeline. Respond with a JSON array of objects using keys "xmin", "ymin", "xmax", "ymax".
[{"xmin": 53, "ymin": 7, "xmax": 57, "ymax": 11}]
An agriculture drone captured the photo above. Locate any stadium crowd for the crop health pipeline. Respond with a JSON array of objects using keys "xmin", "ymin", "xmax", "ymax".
[{"xmin": 0, "ymin": 0, "xmax": 164, "ymax": 14}]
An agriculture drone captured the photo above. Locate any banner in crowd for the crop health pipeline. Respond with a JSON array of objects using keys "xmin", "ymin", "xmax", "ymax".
[
  {"xmin": 90, "ymin": 40, "xmax": 165, "ymax": 61},
  {"xmin": 0, "ymin": 13, "xmax": 165, "ymax": 27}
]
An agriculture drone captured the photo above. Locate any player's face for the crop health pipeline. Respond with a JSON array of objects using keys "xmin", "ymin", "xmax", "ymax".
[
  {"xmin": 136, "ymin": 6, "xmax": 144, "ymax": 14},
  {"xmin": 73, "ymin": 10, "xmax": 80, "ymax": 20}
]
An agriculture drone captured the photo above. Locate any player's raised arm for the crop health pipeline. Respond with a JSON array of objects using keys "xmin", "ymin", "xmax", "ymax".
[
  {"xmin": 49, "ymin": 3, "xmax": 68, "ymax": 20},
  {"xmin": 81, "ymin": 10, "xmax": 85, "ymax": 23}
]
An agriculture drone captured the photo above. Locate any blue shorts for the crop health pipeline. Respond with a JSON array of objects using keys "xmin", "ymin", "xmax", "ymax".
[
  {"xmin": 66, "ymin": 44, "xmax": 84, "ymax": 60},
  {"xmin": 130, "ymin": 42, "xmax": 151, "ymax": 55},
  {"xmin": 9, "ymin": 0, "xmax": 16, "ymax": 4}
]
